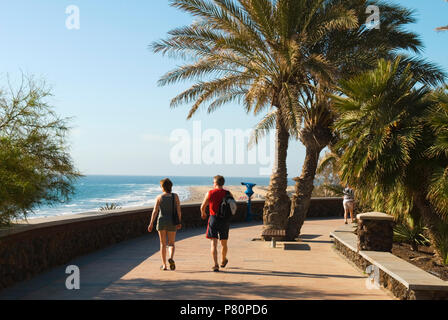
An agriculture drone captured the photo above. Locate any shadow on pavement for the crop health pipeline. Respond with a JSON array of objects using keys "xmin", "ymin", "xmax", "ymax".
[
  {"xmin": 95, "ymin": 277, "xmax": 367, "ymax": 300},
  {"xmin": 179, "ymin": 267, "xmax": 365, "ymax": 280}
]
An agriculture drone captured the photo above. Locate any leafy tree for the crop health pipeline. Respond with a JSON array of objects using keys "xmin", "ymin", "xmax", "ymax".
[
  {"xmin": 426, "ymin": 85, "xmax": 448, "ymax": 263},
  {"xmin": 333, "ymin": 58, "xmax": 448, "ymax": 261},
  {"xmin": 283, "ymin": 0, "xmax": 445, "ymax": 240},
  {"xmin": 427, "ymin": 85, "xmax": 448, "ymax": 217},
  {"xmin": 152, "ymin": 0, "xmax": 444, "ymax": 239},
  {"xmin": 0, "ymin": 75, "xmax": 81, "ymax": 225},
  {"xmin": 151, "ymin": 0, "xmax": 357, "ymax": 232},
  {"xmin": 313, "ymin": 150, "xmax": 343, "ymax": 197}
]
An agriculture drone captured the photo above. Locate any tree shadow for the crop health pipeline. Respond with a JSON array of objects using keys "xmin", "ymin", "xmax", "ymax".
[
  {"xmin": 180, "ymin": 267, "xmax": 365, "ymax": 280},
  {"xmin": 283, "ymin": 244, "xmax": 311, "ymax": 251},
  {"xmin": 299, "ymin": 234, "xmax": 322, "ymax": 240},
  {"xmin": 300, "ymin": 240, "xmax": 334, "ymax": 244},
  {"xmin": 94, "ymin": 278, "xmax": 368, "ymax": 300}
]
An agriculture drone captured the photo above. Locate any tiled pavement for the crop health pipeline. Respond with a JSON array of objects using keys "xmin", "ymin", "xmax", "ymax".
[{"xmin": 0, "ymin": 218, "xmax": 393, "ymax": 300}]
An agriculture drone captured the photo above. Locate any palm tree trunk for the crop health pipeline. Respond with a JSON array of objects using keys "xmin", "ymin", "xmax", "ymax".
[
  {"xmin": 262, "ymin": 110, "xmax": 291, "ymax": 233},
  {"xmin": 286, "ymin": 142, "xmax": 324, "ymax": 240},
  {"xmin": 414, "ymin": 192, "xmax": 446, "ymax": 260}
]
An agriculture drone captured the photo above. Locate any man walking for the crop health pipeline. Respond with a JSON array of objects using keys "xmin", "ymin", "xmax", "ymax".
[{"xmin": 201, "ymin": 175, "xmax": 233, "ymax": 272}]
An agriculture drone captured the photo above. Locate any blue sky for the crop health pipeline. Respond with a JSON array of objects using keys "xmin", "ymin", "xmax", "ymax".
[{"xmin": 0, "ymin": 0, "xmax": 446, "ymax": 177}]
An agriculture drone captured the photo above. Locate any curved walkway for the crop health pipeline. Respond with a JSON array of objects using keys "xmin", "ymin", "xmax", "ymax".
[{"xmin": 0, "ymin": 218, "xmax": 392, "ymax": 300}]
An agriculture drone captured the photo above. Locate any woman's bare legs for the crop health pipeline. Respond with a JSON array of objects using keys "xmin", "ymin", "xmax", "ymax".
[
  {"xmin": 158, "ymin": 230, "xmax": 167, "ymax": 269},
  {"xmin": 167, "ymin": 231, "xmax": 176, "ymax": 260},
  {"xmin": 344, "ymin": 202, "xmax": 355, "ymax": 223},
  {"xmin": 344, "ymin": 204, "xmax": 349, "ymax": 224},
  {"xmin": 349, "ymin": 203, "xmax": 355, "ymax": 223}
]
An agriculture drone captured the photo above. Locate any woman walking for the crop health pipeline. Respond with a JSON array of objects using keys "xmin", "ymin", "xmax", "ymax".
[
  {"xmin": 343, "ymin": 185, "xmax": 355, "ymax": 224},
  {"xmin": 148, "ymin": 178, "xmax": 182, "ymax": 270}
]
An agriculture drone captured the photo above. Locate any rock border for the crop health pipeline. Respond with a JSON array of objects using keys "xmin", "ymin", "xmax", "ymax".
[{"xmin": 331, "ymin": 229, "xmax": 448, "ymax": 300}]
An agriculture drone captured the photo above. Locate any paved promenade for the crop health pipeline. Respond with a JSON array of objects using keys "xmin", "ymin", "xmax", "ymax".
[{"xmin": 0, "ymin": 218, "xmax": 392, "ymax": 300}]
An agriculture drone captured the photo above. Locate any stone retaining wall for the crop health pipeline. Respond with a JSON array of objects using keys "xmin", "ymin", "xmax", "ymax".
[
  {"xmin": 333, "ymin": 237, "xmax": 412, "ymax": 299},
  {"xmin": 333, "ymin": 236, "xmax": 448, "ymax": 300},
  {"xmin": 307, "ymin": 197, "xmax": 344, "ymax": 218},
  {"xmin": 0, "ymin": 197, "xmax": 343, "ymax": 291},
  {"xmin": 357, "ymin": 212, "xmax": 395, "ymax": 252}
]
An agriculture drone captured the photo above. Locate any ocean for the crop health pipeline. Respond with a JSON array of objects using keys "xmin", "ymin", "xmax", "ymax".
[{"xmin": 32, "ymin": 175, "xmax": 284, "ymax": 219}]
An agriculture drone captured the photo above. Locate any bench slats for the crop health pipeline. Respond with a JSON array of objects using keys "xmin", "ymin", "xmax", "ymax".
[
  {"xmin": 262, "ymin": 229, "xmax": 286, "ymax": 236},
  {"xmin": 262, "ymin": 229, "xmax": 286, "ymax": 241}
]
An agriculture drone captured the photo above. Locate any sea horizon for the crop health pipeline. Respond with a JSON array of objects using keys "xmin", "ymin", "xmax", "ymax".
[{"xmin": 31, "ymin": 175, "xmax": 296, "ymax": 219}]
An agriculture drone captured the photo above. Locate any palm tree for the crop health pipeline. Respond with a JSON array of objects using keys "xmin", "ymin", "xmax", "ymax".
[
  {"xmin": 426, "ymin": 86, "xmax": 448, "ymax": 263},
  {"xmin": 315, "ymin": 146, "xmax": 344, "ymax": 195},
  {"xmin": 333, "ymin": 58, "xmax": 448, "ymax": 259},
  {"xmin": 284, "ymin": 0, "xmax": 446, "ymax": 240},
  {"xmin": 152, "ymin": 0, "xmax": 357, "ymax": 234},
  {"xmin": 427, "ymin": 85, "xmax": 448, "ymax": 215}
]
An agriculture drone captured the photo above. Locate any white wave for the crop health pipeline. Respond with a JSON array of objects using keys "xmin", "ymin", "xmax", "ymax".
[{"xmin": 30, "ymin": 184, "xmax": 192, "ymax": 219}]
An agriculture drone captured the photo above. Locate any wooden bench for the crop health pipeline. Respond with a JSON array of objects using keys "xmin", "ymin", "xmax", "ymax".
[{"xmin": 262, "ymin": 229, "xmax": 286, "ymax": 241}]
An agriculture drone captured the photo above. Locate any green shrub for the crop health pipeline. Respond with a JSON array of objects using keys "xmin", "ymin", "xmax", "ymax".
[
  {"xmin": 0, "ymin": 75, "xmax": 80, "ymax": 226},
  {"xmin": 99, "ymin": 203, "xmax": 122, "ymax": 212},
  {"xmin": 394, "ymin": 216, "xmax": 430, "ymax": 251}
]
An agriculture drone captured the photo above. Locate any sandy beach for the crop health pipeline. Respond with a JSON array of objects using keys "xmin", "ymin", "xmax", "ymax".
[{"xmin": 185, "ymin": 185, "xmax": 295, "ymax": 204}]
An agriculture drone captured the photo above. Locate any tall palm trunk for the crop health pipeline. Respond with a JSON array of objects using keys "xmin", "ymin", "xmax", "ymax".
[
  {"xmin": 262, "ymin": 109, "xmax": 291, "ymax": 233},
  {"xmin": 286, "ymin": 142, "xmax": 324, "ymax": 240},
  {"xmin": 286, "ymin": 122, "xmax": 332, "ymax": 240}
]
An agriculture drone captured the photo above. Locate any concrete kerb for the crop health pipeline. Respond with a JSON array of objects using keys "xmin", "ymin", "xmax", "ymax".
[{"xmin": 331, "ymin": 228, "xmax": 448, "ymax": 299}]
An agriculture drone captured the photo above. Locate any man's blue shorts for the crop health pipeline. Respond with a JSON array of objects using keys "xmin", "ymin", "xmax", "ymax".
[{"xmin": 206, "ymin": 215, "xmax": 230, "ymax": 240}]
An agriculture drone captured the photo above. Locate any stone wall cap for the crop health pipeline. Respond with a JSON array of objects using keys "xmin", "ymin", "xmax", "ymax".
[
  {"xmin": 357, "ymin": 212, "xmax": 394, "ymax": 221},
  {"xmin": 0, "ymin": 200, "xmax": 261, "ymax": 239}
]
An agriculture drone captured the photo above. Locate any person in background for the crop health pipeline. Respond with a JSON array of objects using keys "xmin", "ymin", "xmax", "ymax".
[
  {"xmin": 343, "ymin": 185, "xmax": 355, "ymax": 224},
  {"xmin": 148, "ymin": 178, "xmax": 182, "ymax": 271},
  {"xmin": 200, "ymin": 175, "xmax": 233, "ymax": 272}
]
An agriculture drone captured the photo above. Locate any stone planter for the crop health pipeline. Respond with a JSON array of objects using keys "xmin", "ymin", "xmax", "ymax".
[{"xmin": 357, "ymin": 212, "xmax": 395, "ymax": 252}]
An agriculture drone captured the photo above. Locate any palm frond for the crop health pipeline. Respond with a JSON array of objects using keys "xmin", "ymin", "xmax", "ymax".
[{"xmin": 248, "ymin": 109, "xmax": 276, "ymax": 147}]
